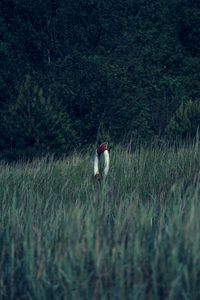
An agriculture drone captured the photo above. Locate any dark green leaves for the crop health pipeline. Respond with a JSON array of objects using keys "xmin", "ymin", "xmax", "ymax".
[{"xmin": 0, "ymin": 76, "xmax": 76, "ymax": 161}]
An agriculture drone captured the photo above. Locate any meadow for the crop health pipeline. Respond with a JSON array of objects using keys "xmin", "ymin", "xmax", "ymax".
[{"xmin": 1, "ymin": 140, "xmax": 200, "ymax": 299}]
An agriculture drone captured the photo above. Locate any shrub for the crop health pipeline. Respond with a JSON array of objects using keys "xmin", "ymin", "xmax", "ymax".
[
  {"xmin": 0, "ymin": 76, "xmax": 77, "ymax": 161},
  {"xmin": 166, "ymin": 99, "xmax": 200, "ymax": 139}
]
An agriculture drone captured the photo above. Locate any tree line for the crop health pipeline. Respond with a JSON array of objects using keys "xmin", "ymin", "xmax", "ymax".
[{"xmin": 0, "ymin": 0, "xmax": 199, "ymax": 161}]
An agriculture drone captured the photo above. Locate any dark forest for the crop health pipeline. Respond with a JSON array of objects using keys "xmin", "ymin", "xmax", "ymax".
[{"xmin": 0, "ymin": 0, "xmax": 199, "ymax": 160}]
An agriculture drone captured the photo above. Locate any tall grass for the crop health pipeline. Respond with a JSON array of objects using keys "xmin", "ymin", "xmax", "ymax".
[{"xmin": 1, "ymin": 141, "xmax": 200, "ymax": 299}]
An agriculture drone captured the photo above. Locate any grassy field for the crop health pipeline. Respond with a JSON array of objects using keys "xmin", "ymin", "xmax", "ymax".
[{"xmin": 1, "ymin": 141, "xmax": 200, "ymax": 299}]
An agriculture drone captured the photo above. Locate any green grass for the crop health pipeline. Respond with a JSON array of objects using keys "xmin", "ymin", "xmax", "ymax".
[{"xmin": 1, "ymin": 141, "xmax": 200, "ymax": 299}]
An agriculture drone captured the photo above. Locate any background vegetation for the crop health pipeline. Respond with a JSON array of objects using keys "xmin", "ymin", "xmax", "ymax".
[
  {"xmin": 0, "ymin": 0, "xmax": 200, "ymax": 160},
  {"xmin": 1, "ymin": 140, "xmax": 200, "ymax": 299}
]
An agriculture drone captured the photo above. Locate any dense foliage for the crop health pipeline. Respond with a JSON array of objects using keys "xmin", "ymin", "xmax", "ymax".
[
  {"xmin": 167, "ymin": 100, "xmax": 200, "ymax": 139},
  {"xmin": 0, "ymin": 76, "xmax": 76, "ymax": 160},
  {"xmin": 0, "ymin": 0, "xmax": 200, "ymax": 160}
]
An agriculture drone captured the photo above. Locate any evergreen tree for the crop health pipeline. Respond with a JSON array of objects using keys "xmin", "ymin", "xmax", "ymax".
[
  {"xmin": 166, "ymin": 100, "xmax": 200, "ymax": 139},
  {"xmin": 0, "ymin": 76, "xmax": 76, "ymax": 161}
]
